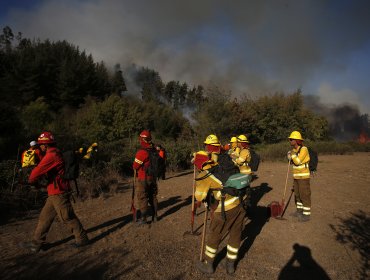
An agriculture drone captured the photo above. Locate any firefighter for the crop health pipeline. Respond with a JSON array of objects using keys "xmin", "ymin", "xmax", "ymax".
[
  {"xmin": 287, "ymin": 131, "xmax": 311, "ymax": 222},
  {"xmin": 20, "ymin": 132, "xmax": 89, "ymax": 252},
  {"xmin": 193, "ymin": 151, "xmax": 245, "ymax": 275},
  {"xmin": 232, "ymin": 134, "xmax": 252, "ymax": 175},
  {"xmin": 133, "ymin": 130, "xmax": 159, "ymax": 224},
  {"xmin": 156, "ymin": 144, "xmax": 166, "ymax": 180},
  {"xmin": 204, "ymin": 134, "xmax": 221, "ymax": 163},
  {"xmin": 227, "ymin": 136, "xmax": 239, "ymax": 157},
  {"xmin": 20, "ymin": 140, "xmax": 43, "ymax": 185}
]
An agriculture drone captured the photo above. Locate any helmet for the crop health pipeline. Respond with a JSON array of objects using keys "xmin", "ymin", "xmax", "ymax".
[
  {"xmin": 288, "ymin": 131, "xmax": 303, "ymax": 140},
  {"xmin": 37, "ymin": 131, "xmax": 55, "ymax": 144},
  {"xmin": 30, "ymin": 141, "xmax": 37, "ymax": 147},
  {"xmin": 237, "ymin": 134, "xmax": 249, "ymax": 143},
  {"xmin": 204, "ymin": 134, "xmax": 220, "ymax": 146},
  {"xmin": 140, "ymin": 130, "xmax": 152, "ymax": 139},
  {"xmin": 230, "ymin": 137, "xmax": 237, "ymax": 143},
  {"xmin": 139, "ymin": 130, "xmax": 152, "ymax": 143}
]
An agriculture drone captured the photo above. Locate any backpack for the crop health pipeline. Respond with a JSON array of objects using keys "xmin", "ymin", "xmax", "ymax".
[
  {"xmin": 219, "ymin": 173, "xmax": 252, "ymax": 220},
  {"xmin": 209, "ymin": 153, "xmax": 239, "ymax": 184},
  {"xmin": 61, "ymin": 150, "xmax": 80, "ymax": 180},
  {"xmin": 249, "ymin": 149, "xmax": 260, "ymax": 172},
  {"xmin": 22, "ymin": 149, "xmax": 37, "ymax": 168},
  {"xmin": 298, "ymin": 146, "xmax": 318, "ymax": 173},
  {"xmin": 142, "ymin": 147, "xmax": 161, "ymax": 179}
]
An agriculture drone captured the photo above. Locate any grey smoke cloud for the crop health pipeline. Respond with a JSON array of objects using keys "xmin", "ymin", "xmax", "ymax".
[{"xmin": 3, "ymin": 0, "xmax": 370, "ymax": 111}]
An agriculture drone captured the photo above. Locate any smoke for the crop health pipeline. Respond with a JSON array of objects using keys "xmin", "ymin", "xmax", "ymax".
[
  {"xmin": 304, "ymin": 95, "xmax": 369, "ymax": 141},
  {"xmin": 3, "ymin": 0, "xmax": 370, "ymax": 112}
]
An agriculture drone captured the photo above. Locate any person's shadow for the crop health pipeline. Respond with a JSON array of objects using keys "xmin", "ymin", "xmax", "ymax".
[{"xmin": 278, "ymin": 243, "xmax": 331, "ymax": 280}]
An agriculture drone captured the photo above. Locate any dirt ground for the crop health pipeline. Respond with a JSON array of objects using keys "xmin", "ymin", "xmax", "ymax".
[{"xmin": 0, "ymin": 153, "xmax": 369, "ymax": 280}]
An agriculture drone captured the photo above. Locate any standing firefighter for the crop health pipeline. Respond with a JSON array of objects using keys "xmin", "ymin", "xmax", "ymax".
[
  {"xmin": 132, "ymin": 130, "xmax": 159, "ymax": 224},
  {"xmin": 233, "ymin": 134, "xmax": 252, "ymax": 175},
  {"xmin": 287, "ymin": 131, "xmax": 311, "ymax": 222},
  {"xmin": 21, "ymin": 132, "xmax": 89, "ymax": 252},
  {"xmin": 156, "ymin": 144, "xmax": 166, "ymax": 180},
  {"xmin": 193, "ymin": 151, "xmax": 246, "ymax": 275},
  {"xmin": 204, "ymin": 134, "xmax": 221, "ymax": 163},
  {"xmin": 227, "ymin": 136, "xmax": 239, "ymax": 157}
]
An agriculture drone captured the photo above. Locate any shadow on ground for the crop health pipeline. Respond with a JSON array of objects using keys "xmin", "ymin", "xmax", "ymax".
[
  {"xmin": 330, "ymin": 210, "xmax": 370, "ymax": 279},
  {"xmin": 278, "ymin": 243, "xmax": 331, "ymax": 280}
]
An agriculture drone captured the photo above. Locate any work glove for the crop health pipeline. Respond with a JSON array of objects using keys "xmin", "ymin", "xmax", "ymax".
[{"xmin": 287, "ymin": 151, "xmax": 292, "ymax": 161}]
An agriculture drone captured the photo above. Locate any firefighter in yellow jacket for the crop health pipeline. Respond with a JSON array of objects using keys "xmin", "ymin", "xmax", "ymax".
[
  {"xmin": 287, "ymin": 131, "xmax": 311, "ymax": 222},
  {"xmin": 204, "ymin": 134, "xmax": 221, "ymax": 163},
  {"xmin": 232, "ymin": 134, "xmax": 252, "ymax": 175},
  {"xmin": 193, "ymin": 151, "xmax": 245, "ymax": 275},
  {"xmin": 227, "ymin": 136, "xmax": 240, "ymax": 158}
]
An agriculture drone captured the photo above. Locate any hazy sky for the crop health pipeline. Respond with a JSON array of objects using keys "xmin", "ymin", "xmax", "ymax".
[{"xmin": 1, "ymin": 0, "xmax": 370, "ymax": 114}]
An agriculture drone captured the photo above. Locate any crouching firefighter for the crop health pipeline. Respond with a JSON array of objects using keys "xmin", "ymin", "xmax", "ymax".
[
  {"xmin": 20, "ymin": 131, "xmax": 89, "ymax": 252},
  {"xmin": 132, "ymin": 130, "xmax": 159, "ymax": 225},
  {"xmin": 193, "ymin": 151, "xmax": 248, "ymax": 275}
]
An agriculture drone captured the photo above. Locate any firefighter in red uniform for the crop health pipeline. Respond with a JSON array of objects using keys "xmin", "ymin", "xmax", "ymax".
[
  {"xmin": 133, "ymin": 130, "xmax": 159, "ymax": 224},
  {"xmin": 20, "ymin": 132, "xmax": 89, "ymax": 252}
]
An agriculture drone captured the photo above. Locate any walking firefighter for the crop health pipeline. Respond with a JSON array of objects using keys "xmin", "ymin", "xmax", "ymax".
[
  {"xmin": 132, "ymin": 130, "xmax": 159, "ymax": 225},
  {"xmin": 193, "ymin": 151, "xmax": 247, "ymax": 275},
  {"xmin": 287, "ymin": 131, "xmax": 311, "ymax": 222},
  {"xmin": 20, "ymin": 131, "xmax": 89, "ymax": 252}
]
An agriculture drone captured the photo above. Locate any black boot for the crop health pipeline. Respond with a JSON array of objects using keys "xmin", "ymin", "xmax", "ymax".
[
  {"xmin": 298, "ymin": 214, "xmax": 310, "ymax": 222},
  {"xmin": 290, "ymin": 209, "xmax": 303, "ymax": 217},
  {"xmin": 226, "ymin": 260, "xmax": 236, "ymax": 275},
  {"xmin": 136, "ymin": 211, "xmax": 148, "ymax": 225},
  {"xmin": 19, "ymin": 241, "xmax": 42, "ymax": 253},
  {"xmin": 195, "ymin": 260, "xmax": 214, "ymax": 274}
]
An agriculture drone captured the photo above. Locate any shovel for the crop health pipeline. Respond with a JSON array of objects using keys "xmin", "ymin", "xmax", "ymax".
[{"xmin": 184, "ymin": 166, "xmax": 201, "ymax": 236}]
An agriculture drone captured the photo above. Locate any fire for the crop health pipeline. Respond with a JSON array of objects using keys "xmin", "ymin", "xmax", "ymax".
[{"xmin": 357, "ymin": 130, "xmax": 370, "ymax": 144}]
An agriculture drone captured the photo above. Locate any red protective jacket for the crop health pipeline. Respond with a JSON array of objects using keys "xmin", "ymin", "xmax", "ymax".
[
  {"xmin": 133, "ymin": 142, "xmax": 153, "ymax": 180},
  {"xmin": 28, "ymin": 147, "xmax": 70, "ymax": 195}
]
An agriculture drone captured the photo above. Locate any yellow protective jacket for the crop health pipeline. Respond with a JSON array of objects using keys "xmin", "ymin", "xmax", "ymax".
[
  {"xmin": 194, "ymin": 170, "xmax": 241, "ymax": 212},
  {"xmin": 228, "ymin": 147, "xmax": 240, "ymax": 158},
  {"xmin": 291, "ymin": 146, "xmax": 310, "ymax": 179},
  {"xmin": 234, "ymin": 148, "xmax": 252, "ymax": 175}
]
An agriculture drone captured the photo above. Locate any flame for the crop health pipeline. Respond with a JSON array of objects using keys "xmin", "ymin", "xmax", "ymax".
[{"xmin": 358, "ymin": 130, "xmax": 370, "ymax": 144}]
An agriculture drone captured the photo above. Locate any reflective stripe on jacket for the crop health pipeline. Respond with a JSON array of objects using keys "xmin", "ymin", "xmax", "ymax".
[
  {"xmin": 194, "ymin": 171, "xmax": 240, "ymax": 212},
  {"xmin": 291, "ymin": 146, "xmax": 310, "ymax": 179}
]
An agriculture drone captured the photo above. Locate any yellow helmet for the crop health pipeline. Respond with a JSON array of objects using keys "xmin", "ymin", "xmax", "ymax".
[
  {"xmin": 204, "ymin": 134, "xmax": 221, "ymax": 146},
  {"xmin": 237, "ymin": 134, "xmax": 249, "ymax": 143},
  {"xmin": 230, "ymin": 136, "xmax": 237, "ymax": 143},
  {"xmin": 288, "ymin": 131, "xmax": 304, "ymax": 140}
]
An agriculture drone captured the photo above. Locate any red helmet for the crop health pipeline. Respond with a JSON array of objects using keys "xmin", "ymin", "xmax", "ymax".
[
  {"xmin": 139, "ymin": 130, "xmax": 152, "ymax": 142},
  {"xmin": 37, "ymin": 131, "xmax": 55, "ymax": 144}
]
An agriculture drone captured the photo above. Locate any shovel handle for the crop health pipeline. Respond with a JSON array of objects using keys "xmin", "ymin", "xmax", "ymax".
[{"xmin": 200, "ymin": 203, "xmax": 208, "ymax": 261}]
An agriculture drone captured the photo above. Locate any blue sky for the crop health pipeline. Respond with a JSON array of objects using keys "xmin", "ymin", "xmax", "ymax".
[{"xmin": 1, "ymin": 0, "xmax": 370, "ymax": 114}]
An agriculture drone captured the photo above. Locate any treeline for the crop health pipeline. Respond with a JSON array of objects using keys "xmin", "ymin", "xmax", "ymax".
[{"xmin": 1, "ymin": 26, "xmax": 331, "ymax": 172}]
